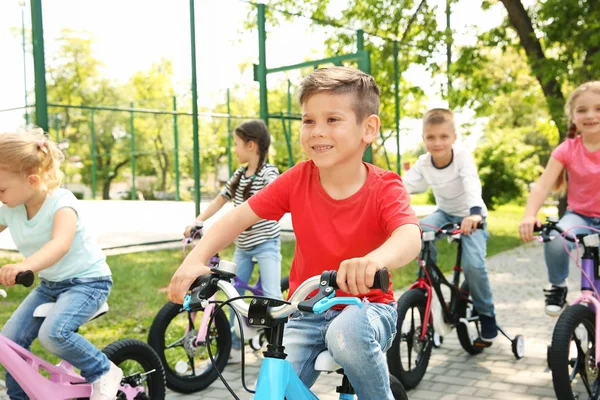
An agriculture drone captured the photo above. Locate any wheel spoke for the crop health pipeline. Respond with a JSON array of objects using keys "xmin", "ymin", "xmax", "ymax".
[{"xmin": 165, "ymin": 337, "xmax": 185, "ymax": 349}]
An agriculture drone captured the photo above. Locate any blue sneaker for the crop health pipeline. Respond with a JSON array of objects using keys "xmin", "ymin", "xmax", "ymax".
[{"xmin": 479, "ymin": 314, "xmax": 498, "ymax": 342}]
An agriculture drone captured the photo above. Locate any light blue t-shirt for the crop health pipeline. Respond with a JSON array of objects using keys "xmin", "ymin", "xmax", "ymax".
[{"xmin": 0, "ymin": 188, "xmax": 111, "ymax": 281}]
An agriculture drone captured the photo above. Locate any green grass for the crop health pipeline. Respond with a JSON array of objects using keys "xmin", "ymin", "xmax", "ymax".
[{"xmin": 0, "ymin": 204, "xmax": 527, "ymax": 368}]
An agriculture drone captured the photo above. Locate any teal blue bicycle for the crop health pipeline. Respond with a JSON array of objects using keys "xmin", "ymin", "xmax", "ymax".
[{"xmin": 183, "ymin": 260, "xmax": 407, "ymax": 399}]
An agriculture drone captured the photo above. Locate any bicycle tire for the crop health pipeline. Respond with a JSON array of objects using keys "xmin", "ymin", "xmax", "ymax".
[
  {"xmin": 102, "ymin": 338, "xmax": 166, "ymax": 400},
  {"xmin": 549, "ymin": 304, "xmax": 597, "ymax": 400},
  {"xmin": 455, "ymin": 281, "xmax": 484, "ymax": 355},
  {"xmin": 390, "ymin": 374, "xmax": 409, "ymax": 400},
  {"xmin": 386, "ymin": 289, "xmax": 433, "ymax": 389},
  {"xmin": 147, "ymin": 301, "xmax": 231, "ymax": 393}
]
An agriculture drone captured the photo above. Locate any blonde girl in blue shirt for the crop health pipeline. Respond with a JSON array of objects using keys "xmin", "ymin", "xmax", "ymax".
[{"xmin": 0, "ymin": 130, "xmax": 121, "ymax": 400}]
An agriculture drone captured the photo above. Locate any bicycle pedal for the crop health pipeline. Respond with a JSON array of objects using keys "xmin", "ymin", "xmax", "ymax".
[{"xmin": 473, "ymin": 339, "xmax": 493, "ymax": 348}]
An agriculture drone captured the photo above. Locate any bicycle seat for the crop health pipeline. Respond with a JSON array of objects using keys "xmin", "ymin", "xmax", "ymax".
[
  {"xmin": 314, "ymin": 350, "xmax": 341, "ymax": 373},
  {"xmin": 33, "ymin": 302, "xmax": 109, "ymax": 323}
]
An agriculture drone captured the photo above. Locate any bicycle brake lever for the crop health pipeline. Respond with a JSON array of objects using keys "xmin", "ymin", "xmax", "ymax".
[{"xmin": 313, "ymin": 297, "xmax": 362, "ymax": 314}]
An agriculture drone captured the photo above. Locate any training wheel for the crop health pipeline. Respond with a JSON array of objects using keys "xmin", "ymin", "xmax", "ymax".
[
  {"xmin": 512, "ymin": 334, "xmax": 525, "ymax": 359},
  {"xmin": 433, "ymin": 332, "xmax": 443, "ymax": 348}
]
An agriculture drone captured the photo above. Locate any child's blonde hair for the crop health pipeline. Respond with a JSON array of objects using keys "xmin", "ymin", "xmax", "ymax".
[
  {"xmin": 0, "ymin": 129, "xmax": 64, "ymax": 192},
  {"xmin": 422, "ymin": 108, "xmax": 455, "ymax": 130},
  {"xmin": 553, "ymin": 81, "xmax": 600, "ymax": 195},
  {"xmin": 298, "ymin": 66, "xmax": 380, "ymax": 122}
]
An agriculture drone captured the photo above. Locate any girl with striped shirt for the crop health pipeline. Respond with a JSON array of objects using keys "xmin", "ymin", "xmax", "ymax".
[{"xmin": 183, "ymin": 120, "xmax": 282, "ymax": 361}]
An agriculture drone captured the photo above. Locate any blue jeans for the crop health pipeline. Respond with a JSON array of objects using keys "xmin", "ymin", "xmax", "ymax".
[
  {"xmin": 1, "ymin": 277, "xmax": 112, "ymax": 400},
  {"xmin": 420, "ymin": 210, "xmax": 495, "ymax": 318},
  {"xmin": 283, "ymin": 302, "xmax": 397, "ymax": 399},
  {"xmin": 231, "ymin": 237, "xmax": 282, "ymax": 349},
  {"xmin": 545, "ymin": 211, "xmax": 600, "ymax": 286}
]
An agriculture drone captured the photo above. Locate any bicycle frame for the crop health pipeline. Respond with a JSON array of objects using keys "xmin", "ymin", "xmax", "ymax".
[
  {"xmin": 254, "ymin": 357, "xmax": 318, "ymax": 400},
  {"xmin": 184, "ymin": 266, "xmax": 390, "ymax": 400},
  {"xmin": 562, "ymin": 234, "xmax": 600, "ymax": 367},
  {"xmin": 409, "ymin": 228, "xmax": 469, "ymax": 341},
  {"xmin": 0, "ymin": 334, "xmax": 91, "ymax": 399}
]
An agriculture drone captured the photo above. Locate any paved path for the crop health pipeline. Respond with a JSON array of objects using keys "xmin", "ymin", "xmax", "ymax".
[{"xmin": 163, "ymin": 242, "xmax": 576, "ymax": 400}]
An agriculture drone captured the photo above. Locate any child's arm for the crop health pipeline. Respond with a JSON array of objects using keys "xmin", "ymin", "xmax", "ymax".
[
  {"xmin": 519, "ymin": 156, "xmax": 564, "ymax": 241},
  {"xmin": 184, "ymin": 195, "xmax": 228, "ymax": 237},
  {"xmin": 337, "ymin": 223, "xmax": 421, "ymax": 295},
  {"xmin": 457, "ymin": 151, "xmax": 486, "ymax": 235},
  {"xmin": 0, "ymin": 208, "xmax": 77, "ymax": 286},
  {"xmin": 169, "ymin": 202, "xmax": 261, "ymax": 304},
  {"xmin": 401, "ymin": 158, "xmax": 428, "ymax": 194},
  {"xmin": 0, "ymin": 224, "xmax": 6, "ymax": 234}
]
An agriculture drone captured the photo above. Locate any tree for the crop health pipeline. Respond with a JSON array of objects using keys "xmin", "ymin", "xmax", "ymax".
[
  {"xmin": 245, "ymin": 0, "xmax": 445, "ymax": 169},
  {"xmin": 451, "ymin": 0, "xmax": 600, "ymax": 212},
  {"xmin": 46, "ymin": 30, "xmax": 131, "ymax": 199}
]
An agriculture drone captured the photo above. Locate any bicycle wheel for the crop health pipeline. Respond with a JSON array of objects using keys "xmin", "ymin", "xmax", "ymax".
[
  {"xmin": 147, "ymin": 301, "xmax": 231, "ymax": 393},
  {"xmin": 102, "ymin": 338, "xmax": 166, "ymax": 400},
  {"xmin": 455, "ymin": 281, "xmax": 484, "ymax": 355},
  {"xmin": 549, "ymin": 304, "xmax": 598, "ymax": 400},
  {"xmin": 386, "ymin": 289, "xmax": 433, "ymax": 389},
  {"xmin": 390, "ymin": 374, "xmax": 409, "ymax": 400}
]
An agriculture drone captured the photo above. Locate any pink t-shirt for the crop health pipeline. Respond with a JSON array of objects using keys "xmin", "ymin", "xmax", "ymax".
[{"xmin": 551, "ymin": 135, "xmax": 600, "ymax": 218}]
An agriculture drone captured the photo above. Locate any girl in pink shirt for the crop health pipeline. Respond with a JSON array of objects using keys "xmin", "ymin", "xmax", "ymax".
[{"xmin": 519, "ymin": 81, "xmax": 600, "ymax": 317}]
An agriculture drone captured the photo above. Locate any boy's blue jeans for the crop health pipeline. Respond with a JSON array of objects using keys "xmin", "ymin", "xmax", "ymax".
[
  {"xmin": 1, "ymin": 277, "xmax": 112, "ymax": 400},
  {"xmin": 420, "ymin": 209, "xmax": 495, "ymax": 318},
  {"xmin": 231, "ymin": 237, "xmax": 282, "ymax": 349},
  {"xmin": 283, "ymin": 301, "xmax": 397, "ymax": 399},
  {"xmin": 545, "ymin": 211, "xmax": 600, "ymax": 286}
]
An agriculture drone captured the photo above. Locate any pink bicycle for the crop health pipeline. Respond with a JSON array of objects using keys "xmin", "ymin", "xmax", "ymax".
[
  {"xmin": 536, "ymin": 217, "xmax": 600, "ymax": 399},
  {"xmin": 0, "ymin": 271, "xmax": 166, "ymax": 400}
]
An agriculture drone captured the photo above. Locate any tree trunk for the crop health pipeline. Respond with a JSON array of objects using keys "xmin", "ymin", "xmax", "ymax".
[
  {"xmin": 499, "ymin": 0, "xmax": 567, "ymax": 140},
  {"xmin": 500, "ymin": 0, "xmax": 568, "ymax": 217}
]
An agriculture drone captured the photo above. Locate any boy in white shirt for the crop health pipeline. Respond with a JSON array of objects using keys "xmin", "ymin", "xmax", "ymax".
[{"xmin": 402, "ymin": 108, "xmax": 497, "ymax": 342}]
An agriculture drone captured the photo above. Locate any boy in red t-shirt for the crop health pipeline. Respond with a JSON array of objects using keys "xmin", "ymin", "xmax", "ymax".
[{"xmin": 169, "ymin": 66, "xmax": 421, "ymax": 398}]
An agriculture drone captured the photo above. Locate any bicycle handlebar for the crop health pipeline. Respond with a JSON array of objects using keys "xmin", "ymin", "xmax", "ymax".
[
  {"xmin": 184, "ymin": 265, "xmax": 389, "ymax": 319},
  {"xmin": 426, "ymin": 221, "xmax": 485, "ymax": 237},
  {"xmin": 15, "ymin": 271, "xmax": 34, "ymax": 287},
  {"xmin": 534, "ymin": 220, "xmax": 577, "ymax": 243}
]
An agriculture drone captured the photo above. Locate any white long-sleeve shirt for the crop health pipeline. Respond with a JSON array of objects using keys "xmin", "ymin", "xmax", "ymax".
[{"xmin": 402, "ymin": 147, "xmax": 488, "ymax": 217}]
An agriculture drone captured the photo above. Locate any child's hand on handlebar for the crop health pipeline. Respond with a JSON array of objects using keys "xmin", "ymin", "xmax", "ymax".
[
  {"xmin": 519, "ymin": 216, "xmax": 541, "ymax": 242},
  {"xmin": 337, "ymin": 257, "xmax": 384, "ymax": 295},
  {"xmin": 168, "ymin": 262, "xmax": 212, "ymax": 304},
  {"xmin": 0, "ymin": 262, "xmax": 30, "ymax": 286},
  {"xmin": 183, "ymin": 224, "xmax": 195, "ymax": 238},
  {"xmin": 460, "ymin": 215, "xmax": 482, "ymax": 236}
]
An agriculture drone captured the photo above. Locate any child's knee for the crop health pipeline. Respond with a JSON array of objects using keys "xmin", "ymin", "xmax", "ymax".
[{"xmin": 38, "ymin": 321, "xmax": 69, "ymax": 352}]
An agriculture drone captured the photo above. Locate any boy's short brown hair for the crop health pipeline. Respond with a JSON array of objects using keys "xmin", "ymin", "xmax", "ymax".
[
  {"xmin": 298, "ymin": 66, "xmax": 380, "ymax": 123},
  {"xmin": 423, "ymin": 108, "xmax": 455, "ymax": 129}
]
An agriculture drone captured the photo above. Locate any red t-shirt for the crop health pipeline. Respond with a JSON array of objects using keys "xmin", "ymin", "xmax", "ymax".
[{"xmin": 248, "ymin": 161, "xmax": 419, "ymax": 304}]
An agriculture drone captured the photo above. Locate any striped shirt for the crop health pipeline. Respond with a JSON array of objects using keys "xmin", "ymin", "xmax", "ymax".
[{"xmin": 220, "ymin": 163, "xmax": 281, "ymax": 249}]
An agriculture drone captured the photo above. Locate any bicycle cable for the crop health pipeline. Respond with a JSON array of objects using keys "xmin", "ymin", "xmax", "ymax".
[{"xmin": 204, "ymin": 294, "xmax": 292, "ymax": 399}]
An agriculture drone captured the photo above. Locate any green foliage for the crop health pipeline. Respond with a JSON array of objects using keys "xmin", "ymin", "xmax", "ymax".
[{"xmin": 475, "ymin": 128, "xmax": 543, "ymax": 209}]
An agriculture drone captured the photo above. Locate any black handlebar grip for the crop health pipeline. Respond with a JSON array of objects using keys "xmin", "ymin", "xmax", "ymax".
[
  {"xmin": 371, "ymin": 268, "xmax": 389, "ymax": 293},
  {"xmin": 15, "ymin": 271, "xmax": 34, "ymax": 287},
  {"xmin": 330, "ymin": 268, "xmax": 389, "ymax": 293}
]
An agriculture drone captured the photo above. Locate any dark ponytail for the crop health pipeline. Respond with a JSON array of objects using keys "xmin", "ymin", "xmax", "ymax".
[{"xmin": 228, "ymin": 120, "xmax": 271, "ymax": 201}]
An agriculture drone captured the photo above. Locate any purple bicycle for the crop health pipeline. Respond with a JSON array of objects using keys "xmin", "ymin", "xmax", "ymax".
[
  {"xmin": 0, "ymin": 271, "xmax": 166, "ymax": 400},
  {"xmin": 147, "ymin": 227, "xmax": 289, "ymax": 393},
  {"xmin": 535, "ymin": 217, "xmax": 600, "ymax": 399}
]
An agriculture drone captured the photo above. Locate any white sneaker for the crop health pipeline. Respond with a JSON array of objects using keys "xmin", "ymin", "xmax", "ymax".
[
  {"xmin": 228, "ymin": 348, "xmax": 242, "ymax": 364},
  {"xmin": 91, "ymin": 361, "xmax": 123, "ymax": 400}
]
